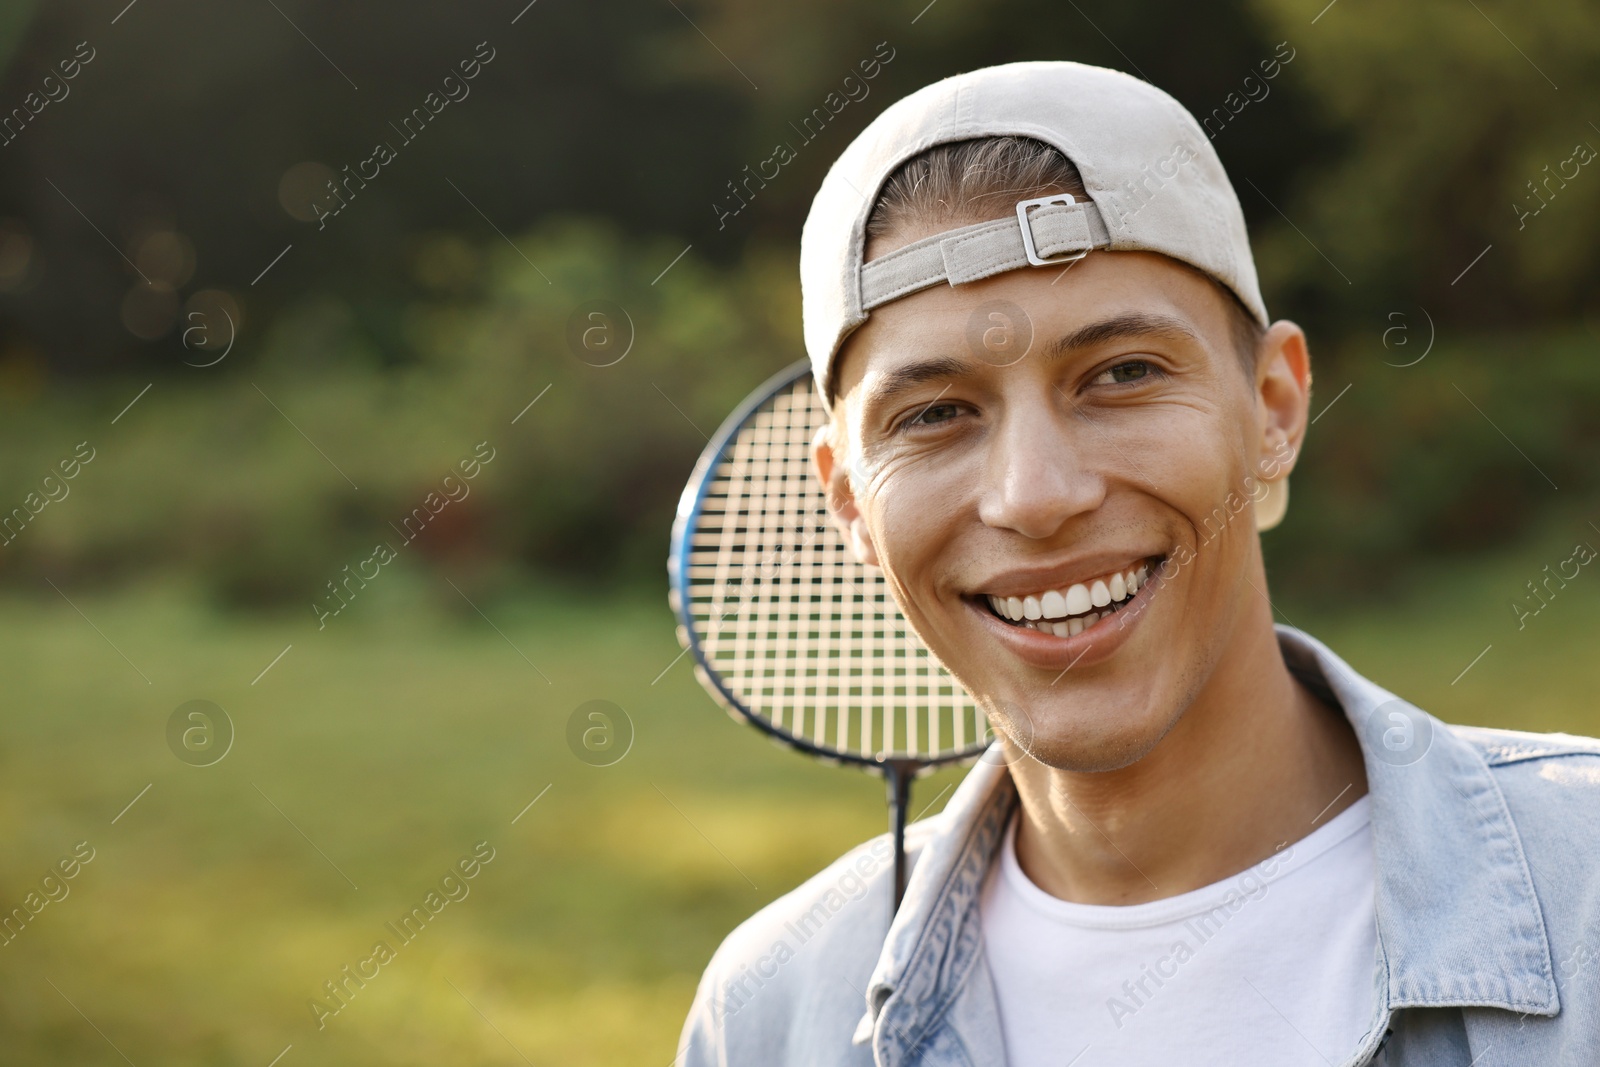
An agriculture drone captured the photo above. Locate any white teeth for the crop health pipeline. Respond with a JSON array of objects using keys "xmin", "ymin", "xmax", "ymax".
[
  {"xmin": 1068, "ymin": 616, "xmax": 1083, "ymax": 636},
  {"xmin": 986, "ymin": 560, "xmax": 1157, "ymax": 628},
  {"xmin": 1051, "ymin": 621, "xmax": 1068, "ymax": 637}
]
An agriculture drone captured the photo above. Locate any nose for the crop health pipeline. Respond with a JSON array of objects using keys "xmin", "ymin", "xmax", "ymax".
[{"xmin": 976, "ymin": 392, "xmax": 1106, "ymax": 539}]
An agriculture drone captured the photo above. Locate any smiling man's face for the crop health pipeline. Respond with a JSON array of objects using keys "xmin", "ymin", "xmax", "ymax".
[{"xmin": 816, "ymin": 249, "xmax": 1310, "ymax": 773}]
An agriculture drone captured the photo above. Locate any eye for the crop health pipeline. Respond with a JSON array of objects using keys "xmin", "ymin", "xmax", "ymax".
[
  {"xmin": 895, "ymin": 401, "xmax": 964, "ymax": 433},
  {"xmin": 1091, "ymin": 359, "xmax": 1162, "ymax": 387}
]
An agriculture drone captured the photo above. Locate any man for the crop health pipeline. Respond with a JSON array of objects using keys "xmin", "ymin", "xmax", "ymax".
[{"xmin": 677, "ymin": 61, "xmax": 1600, "ymax": 1066}]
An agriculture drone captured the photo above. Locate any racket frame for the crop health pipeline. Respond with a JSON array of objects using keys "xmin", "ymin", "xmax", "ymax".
[{"xmin": 667, "ymin": 359, "xmax": 992, "ymax": 912}]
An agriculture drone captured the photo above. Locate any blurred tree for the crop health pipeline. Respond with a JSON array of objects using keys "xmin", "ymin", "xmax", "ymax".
[
  {"xmin": 0, "ymin": 0, "xmax": 1595, "ymax": 603},
  {"xmin": 1248, "ymin": 0, "xmax": 1600, "ymax": 329},
  {"xmin": 0, "ymin": 0, "xmax": 1330, "ymax": 376}
]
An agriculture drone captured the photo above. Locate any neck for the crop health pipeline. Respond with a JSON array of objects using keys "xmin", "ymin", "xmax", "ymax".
[{"xmin": 1006, "ymin": 590, "xmax": 1368, "ymax": 906}]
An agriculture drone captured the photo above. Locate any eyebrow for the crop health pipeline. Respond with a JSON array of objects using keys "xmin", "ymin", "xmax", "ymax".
[
  {"xmin": 868, "ymin": 355, "xmax": 970, "ymax": 408},
  {"xmin": 864, "ymin": 312, "xmax": 1203, "ymax": 410},
  {"xmin": 1039, "ymin": 312, "xmax": 1204, "ymax": 361}
]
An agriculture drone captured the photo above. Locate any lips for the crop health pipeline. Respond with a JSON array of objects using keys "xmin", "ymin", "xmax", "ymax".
[
  {"xmin": 967, "ymin": 554, "xmax": 1166, "ymax": 671},
  {"xmin": 990, "ymin": 559, "xmax": 1146, "ymax": 628}
]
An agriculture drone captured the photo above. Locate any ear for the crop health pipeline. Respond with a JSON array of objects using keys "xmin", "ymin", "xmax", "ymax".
[
  {"xmin": 1254, "ymin": 320, "xmax": 1312, "ymax": 479},
  {"xmin": 1252, "ymin": 321, "xmax": 1311, "ymax": 531},
  {"xmin": 811, "ymin": 420, "xmax": 879, "ymax": 567}
]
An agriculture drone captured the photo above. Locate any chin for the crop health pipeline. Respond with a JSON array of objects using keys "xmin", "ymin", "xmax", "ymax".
[{"xmin": 984, "ymin": 687, "xmax": 1181, "ymax": 774}]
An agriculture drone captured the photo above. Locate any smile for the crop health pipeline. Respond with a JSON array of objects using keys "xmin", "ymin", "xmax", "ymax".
[{"xmin": 981, "ymin": 558, "xmax": 1157, "ymax": 638}]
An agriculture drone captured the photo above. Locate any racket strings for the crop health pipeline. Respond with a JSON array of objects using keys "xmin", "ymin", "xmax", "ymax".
[{"xmin": 681, "ymin": 374, "xmax": 989, "ymax": 761}]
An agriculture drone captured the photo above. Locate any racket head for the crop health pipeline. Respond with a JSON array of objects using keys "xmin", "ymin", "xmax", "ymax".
[{"xmin": 668, "ymin": 360, "xmax": 994, "ymax": 771}]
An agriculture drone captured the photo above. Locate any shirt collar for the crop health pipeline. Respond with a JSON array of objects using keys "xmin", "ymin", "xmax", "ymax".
[{"xmin": 861, "ymin": 625, "xmax": 1558, "ymax": 1061}]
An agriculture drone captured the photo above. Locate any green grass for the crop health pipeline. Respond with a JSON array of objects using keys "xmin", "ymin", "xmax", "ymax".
[
  {"xmin": 0, "ymin": 576, "xmax": 905, "ymax": 1066},
  {"xmin": 1289, "ymin": 508, "xmax": 1600, "ymax": 733},
  {"xmin": 0, "ymin": 512, "xmax": 1597, "ymax": 1065}
]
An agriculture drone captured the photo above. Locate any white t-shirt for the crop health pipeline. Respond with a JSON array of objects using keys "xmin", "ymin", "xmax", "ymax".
[{"xmin": 979, "ymin": 795, "xmax": 1377, "ymax": 1067}]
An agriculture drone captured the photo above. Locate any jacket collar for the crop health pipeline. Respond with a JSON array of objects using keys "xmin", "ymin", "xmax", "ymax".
[
  {"xmin": 863, "ymin": 749, "xmax": 1016, "ymax": 1065},
  {"xmin": 862, "ymin": 625, "xmax": 1558, "ymax": 1064},
  {"xmin": 1278, "ymin": 625, "xmax": 1557, "ymax": 1015}
]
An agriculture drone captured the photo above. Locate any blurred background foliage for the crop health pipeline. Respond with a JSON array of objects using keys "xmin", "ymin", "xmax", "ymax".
[
  {"xmin": 1, "ymin": 1, "xmax": 1598, "ymax": 1065},
  {"xmin": 0, "ymin": 0, "xmax": 1595, "ymax": 603}
]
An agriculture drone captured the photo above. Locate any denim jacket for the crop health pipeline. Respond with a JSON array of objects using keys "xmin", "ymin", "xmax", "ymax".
[{"xmin": 677, "ymin": 626, "xmax": 1600, "ymax": 1066}]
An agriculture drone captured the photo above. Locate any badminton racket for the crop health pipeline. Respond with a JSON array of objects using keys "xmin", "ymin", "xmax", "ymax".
[{"xmin": 668, "ymin": 360, "xmax": 995, "ymax": 916}]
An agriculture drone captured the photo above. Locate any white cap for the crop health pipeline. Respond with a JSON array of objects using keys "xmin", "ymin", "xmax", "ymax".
[{"xmin": 800, "ymin": 60, "xmax": 1268, "ymax": 410}]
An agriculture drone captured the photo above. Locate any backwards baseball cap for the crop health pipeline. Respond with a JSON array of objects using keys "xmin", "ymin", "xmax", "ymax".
[{"xmin": 800, "ymin": 60, "xmax": 1269, "ymax": 411}]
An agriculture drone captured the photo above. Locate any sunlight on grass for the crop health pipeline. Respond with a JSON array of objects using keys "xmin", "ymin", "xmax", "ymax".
[{"xmin": 0, "ymin": 509, "xmax": 1596, "ymax": 1064}]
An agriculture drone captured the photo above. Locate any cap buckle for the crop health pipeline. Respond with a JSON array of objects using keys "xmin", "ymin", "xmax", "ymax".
[{"xmin": 1015, "ymin": 194, "xmax": 1091, "ymax": 267}]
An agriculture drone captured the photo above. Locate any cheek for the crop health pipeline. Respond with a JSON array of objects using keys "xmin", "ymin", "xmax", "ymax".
[
  {"xmin": 860, "ymin": 449, "xmax": 978, "ymax": 602},
  {"xmin": 1112, "ymin": 401, "xmax": 1247, "ymax": 525},
  {"xmin": 1155, "ymin": 429, "xmax": 1261, "ymax": 590}
]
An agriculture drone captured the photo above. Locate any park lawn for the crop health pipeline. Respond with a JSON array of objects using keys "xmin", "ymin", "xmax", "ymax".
[
  {"xmin": 0, "ymin": 512, "xmax": 1595, "ymax": 1066},
  {"xmin": 0, "ymin": 573, "xmax": 902, "ymax": 1067}
]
